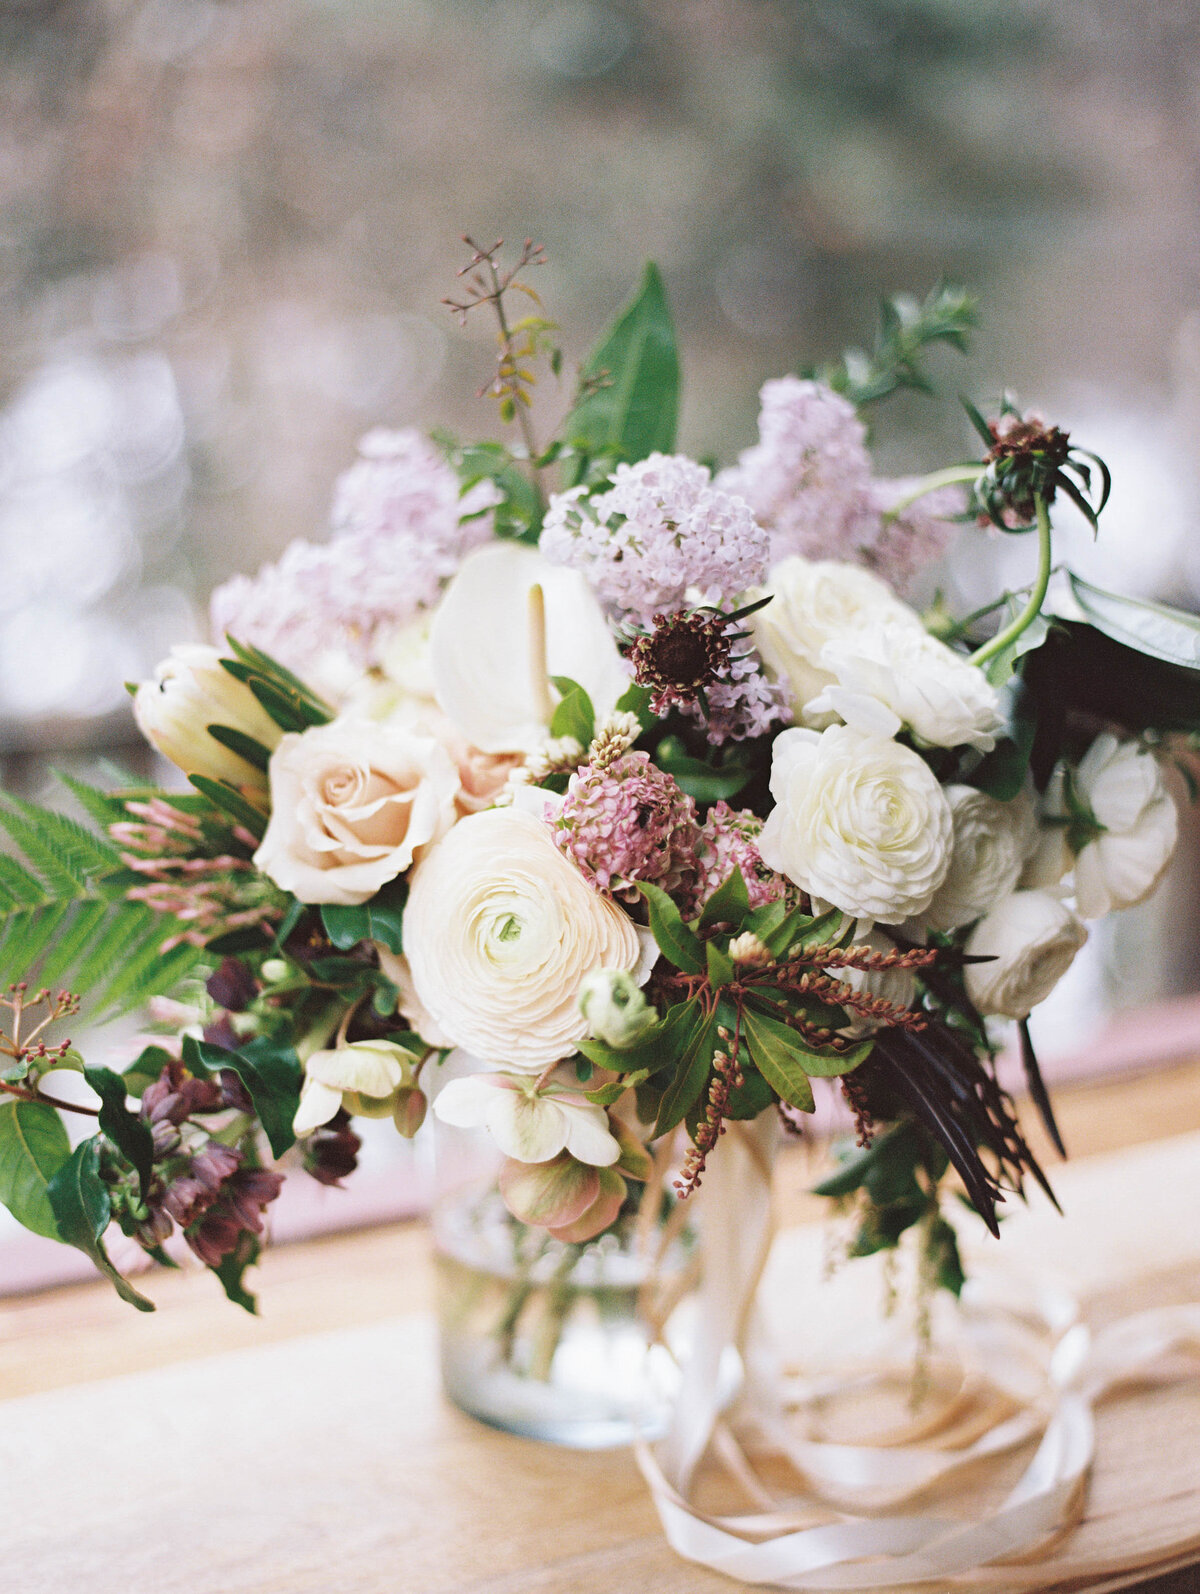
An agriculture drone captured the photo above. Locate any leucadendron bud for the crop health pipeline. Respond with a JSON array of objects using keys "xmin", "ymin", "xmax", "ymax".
[
  {"xmin": 578, "ymin": 969, "xmax": 656, "ymax": 1050},
  {"xmin": 133, "ymin": 644, "xmax": 282, "ymax": 792}
]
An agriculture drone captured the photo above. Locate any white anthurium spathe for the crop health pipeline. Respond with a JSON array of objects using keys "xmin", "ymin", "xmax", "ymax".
[
  {"xmin": 433, "ymin": 1069, "xmax": 621, "ymax": 1166},
  {"xmin": 429, "ymin": 542, "xmax": 629, "ymax": 753},
  {"xmin": 293, "ymin": 1039, "xmax": 415, "ymax": 1135}
]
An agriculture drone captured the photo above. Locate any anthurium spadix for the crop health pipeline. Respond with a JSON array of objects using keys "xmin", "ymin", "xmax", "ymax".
[{"xmin": 429, "ymin": 542, "xmax": 629, "ymax": 753}]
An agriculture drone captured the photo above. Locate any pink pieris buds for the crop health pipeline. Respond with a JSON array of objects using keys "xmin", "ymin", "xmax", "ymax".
[{"xmin": 133, "ymin": 644, "xmax": 281, "ymax": 792}]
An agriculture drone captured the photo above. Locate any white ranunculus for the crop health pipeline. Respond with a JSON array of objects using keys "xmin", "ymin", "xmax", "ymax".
[
  {"xmin": 293, "ymin": 1039, "xmax": 414, "ymax": 1135},
  {"xmin": 758, "ymin": 725, "xmax": 953, "ymax": 924},
  {"xmin": 749, "ymin": 556, "xmax": 922, "ymax": 723},
  {"xmin": 133, "ymin": 644, "xmax": 282, "ymax": 791},
  {"xmin": 964, "ymin": 890, "xmax": 1088, "ymax": 1019},
  {"xmin": 433, "ymin": 1069, "xmax": 620, "ymax": 1166},
  {"xmin": 430, "ymin": 542, "xmax": 629, "ymax": 754},
  {"xmin": 1069, "ymin": 735, "xmax": 1179, "ymax": 919},
  {"xmin": 254, "ymin": 717, "xmax": 460, "ymax": 905},
  {"xmin": 375, "ymin": 947, "xmax": 454, "ymax": 1048},
  {"xmin": 403, "ymin": 806, "xmax": 645, "ymax": 1070},
  {"xmin": 808, "ymin": 623, "xmax": 1005, "ymax": 751},
  {"xmin": 923, "ymin": 784, "xmax": 1037, "ymax": 931},
  {"xmin": 1020, "ymin": 767, "xmax": 1074, "ymax": 892}
]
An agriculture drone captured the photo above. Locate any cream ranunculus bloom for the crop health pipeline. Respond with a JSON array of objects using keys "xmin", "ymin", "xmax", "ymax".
[
  {"xmin": 293, "ymin": 1039, "xmax": 415, "ymax": 1135},
  {"xmin": 254, "ymin": 717, "xmax": 460, "ymax": 905},
  {"xmin": 133, "ymin": 644, "xmax": 283, "ymax": 792},
  {"xmin": 807, "ymin": 623, "xmax": 1005, "ymax": 751},
  {"xmin": 1067, "ymin": 735, "xmax": 1178, "ymax": 919},
  {"xmin": 433, "ymin": 1069, "xmax": 620, "ymax": 1166},
  {"xmin": 403, "ymin": 807, "xmax": 644, "ymax": 1070},
  {"xmin": 923, "ymin": 784, "xmax": 1037, "ymax": 932},
  {"xmin": 964, "ymin": 890, "xmax": 1088, "ymax": 1019},
  {"xmin": 758, "ymin": 725, "xmax": 953, "ymax": 924},
  {"xmin": 749, "ymin": 556, "xmax": 923, "ymax": 724}
]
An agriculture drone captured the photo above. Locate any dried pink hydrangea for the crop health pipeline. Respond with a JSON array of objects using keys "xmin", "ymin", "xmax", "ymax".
[
  {"xmin": 715, "ymin": 377, "xmax": 875, "ymax": 564},
  {"xmin": 554, "ymin": 751, "xmax": 701, "ymax": 902},
  {"xmin": 858, "ymin": 479, "xmax": 963, "ymax": 596},
  {"xmin": 693, "ymin": 802, "xmax": 793, "ymax": 912},
  {"xmin": 211, "ymin": 428, "xmax": 497, "ymax": 688},
  {"xmin": 539, "ymin": 452, "xmax": 769, "ymax": 623}
]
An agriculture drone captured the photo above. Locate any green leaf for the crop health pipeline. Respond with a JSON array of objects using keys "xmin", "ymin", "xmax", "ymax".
[
  {"xmin": 971, "ymin": 677, "xmax": 1038, "ymax": 802},
  {"xmin": 184, "ymin": 1035, "xmax": 301, "ymax": 1159},
  {"xmin": 564, "ymin": 263, "xmax": 680, "ymax": 475},
  {"xmin": 0, "ymin": 1099, "xmax": 71, "ymax": 1239},
  {"xmin": 740, "ymin": 1007, "xmax": 816, "ymax": 1112},
  {"xmin": 84, "ymin": 1065, "xmax": 154, "ymax": 1202},
  {"xmin": 319, "ymin": 880, "xmax": 407, "ymax": 954},
  {"xmin": 584, "ymin": 1068, "xmax": 651, "ymax": 1107},
  {"xmin": 124, "ymin": 1045, "xmax": 174, "ymax": 1097},
  {"xmin": 1069, "ymin": 573, "xmax": 1200, "ymax": 670},
  {"xmin": 759, "ymin": 903, "xmax": 843, "ymax": 961},
  {"xmin": 653, "ymin": 1006, "xmax": 718, "ymax": 1138},
  {"xmin": 206, "ymin": 723, "xmax": 273, "ymax": 773},
  {"xmin": 211, "ymin": 1229, "xmax": 261, "ymax": 1314},
  {"xmin": 575, "ymin": 999, "xmax": 695, "ymax": 1076},
  {"xmin": 548, "ymin": 676, "xmax": 596, "ymax": 747},
  {"xmin": 614, "ymin": 682, "xmax": 655, "ymax": 732},
  {"xmin": 723, "ymin": 1064, "xmax": 775, "ymax": 1121},
  {"xmin": 698, "ymin": 865, "xmax": 750, "ymax": 931},
  {"xmin": 46, "ymin": 1138, "xmax": 155, "ymax": 1311},
  {"xmin": 652, "ymin": 739, "xmax": 753, "ymax": 804},
  {"xmin": 705, "ymin": 938, "xmax": 735, "ymax": 988},
  {"xmin": 983, "ymin": 612, "xmax": 1048, "ymax": 688},
  {"xmin": 637, "ymin": 882, "xmax": 705, "ymax": 974},
  {"xmin": 811, "ymin": 1122, "xmax": 911, "ymax": 1198},
  {"xmin": 188, "ymin": 776, "xmax": 268, "ymax": 840},
  {"xmin": 223, "ymin": 637, "xmax": 333, "ymax": 719}
]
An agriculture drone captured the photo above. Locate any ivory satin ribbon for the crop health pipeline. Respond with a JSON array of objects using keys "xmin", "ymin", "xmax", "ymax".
[{"xmin": 635, "ymin": 1118, "xmax": 1200, "ymax": 1590}]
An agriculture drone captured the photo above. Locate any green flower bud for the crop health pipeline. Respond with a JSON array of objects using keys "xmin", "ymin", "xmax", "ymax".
[{"xmin": 578, "ymin": 969, "xmax": 656, "ymax": 1050}]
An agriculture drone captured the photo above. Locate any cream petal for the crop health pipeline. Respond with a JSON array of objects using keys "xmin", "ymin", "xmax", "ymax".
[
  {"xmin": 486, "ymin": 1091, "xmax": 569, "ymax": 1163},
  {"xmin": 292, "ymin": 1078, "xmax": 344, "ymax": 1136},
  {"xmin": 430, "ymin": 1074, "xmax": 505, "ymax": 1129},
  {"xmin": 560, "ymin": 1102, "xmax": 622, "ymax": 1167}
]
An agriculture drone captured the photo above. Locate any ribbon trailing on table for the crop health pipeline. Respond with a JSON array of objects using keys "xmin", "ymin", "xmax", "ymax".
[{"xmin": 635, "ymin": 1116, "xmax": 1200, "ymax": 1590}]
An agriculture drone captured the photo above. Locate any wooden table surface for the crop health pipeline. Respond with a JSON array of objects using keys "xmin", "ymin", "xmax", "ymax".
[{"xmin": 2, "ymin": 1057, "xmax": 1199, "ymax": 1594}]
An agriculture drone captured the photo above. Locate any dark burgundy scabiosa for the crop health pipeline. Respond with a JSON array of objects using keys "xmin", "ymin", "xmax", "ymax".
[
  {"xmin": 967, "ymin": 400, "xmax": 1110, "ymax": 532},
  {"xmin": 629, "ymin": 609, "xmax": 735, "ymax": 715}
]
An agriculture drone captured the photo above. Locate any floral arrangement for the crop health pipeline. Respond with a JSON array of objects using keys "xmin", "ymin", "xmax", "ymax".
[{"xmin": 0, "ymin": 239, "xmax": 1194, "ymax": 1317}]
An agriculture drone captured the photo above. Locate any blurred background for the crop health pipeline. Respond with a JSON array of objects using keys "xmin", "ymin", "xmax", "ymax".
[{"xmin": 3, "ymin": 0, "xmax": 1200, "ymax": 1036}]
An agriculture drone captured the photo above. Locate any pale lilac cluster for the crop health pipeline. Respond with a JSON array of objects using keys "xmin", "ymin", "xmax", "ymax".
[
  {"xmin": 860, "ymin": 479, "xmax": 963, "ymax": 596},
  {"xmin": 684, "ymin": 650, "xmax": 791, "ymax": 746},
  {"xmin": 211, "ymin": 429, "xmax": 497, "ymax": 686},
  {"xmin": 716, "ymin": 378, "xmax": 875, "ymax": 564},
  {"xmin": 554, "ymin": 751, "xmax": 700, "ymax": 902},
  {"xmin": 693, "ymin": 802, "xmax": 792, "ymax": 912},
  {"xmin": 539, "ymin": 453, "xmax": 769, "ymax": 623}
]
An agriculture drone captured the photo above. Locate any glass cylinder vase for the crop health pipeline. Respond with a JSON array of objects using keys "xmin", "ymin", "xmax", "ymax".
[{"xmin": 432, "ymin": 1115, "xmax": 695, "ymax": 1449}]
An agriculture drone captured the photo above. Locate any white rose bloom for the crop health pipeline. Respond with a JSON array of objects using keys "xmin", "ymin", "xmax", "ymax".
[
  {"xmin": 293, "ymin": 1039, "xmax": 414, "ymax": 1135},
  {"xmin": 923, "ymin": 784, "xmax": 1038, "ymax": 931},
  {"xmin": 758, "ymin": 725, "xmax": 953, "ymax": 924},
  {"xmin": 964, "ymin": 890, "xmax": 1088, "ymax": 1019},
  {"xmin": 133, "ymin": 643, "xmax": 282, "ymax": 791},
  {"xmin": 254, "ymin": 717, "xmax": 460, "ymax": 905},
  {"xmin": 808, "ymin": 623, "xmax": 1005, "ymax": 751},
  {"xmin": 430, "ymin": 542, "xmax": 629, "ymax": 754},
  {"xmin": 1069, "ymin": 735, "xmax": 1178, "ymax": 919},
  {"xmin": 749, "ymin": 556, "xmax": 922, "ymax": 723},
  {"xmin": 433, "ymin": 1069, "xmax": 620, "ymax": 1166},
  {"xmin": 403, "ymin": 807, "xmax": 644, "ymax": 1070}
]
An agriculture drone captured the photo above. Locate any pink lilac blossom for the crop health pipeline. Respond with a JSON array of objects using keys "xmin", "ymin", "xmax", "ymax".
[
  {"xmin": 716, "ymin": 377, "xmax": 876, "ymax": 564},
  {"xmin": 553, "ymin": 751, "xmax": 701, "ymax": 903},
  {"xmin": 683, "ymin": 648, "xmax": 792, "ymax": 746},
  {"xmin": 858, "ymin": 479, "xmax": 964, "ymax": 597},
  {"xmin": 693, "ymin": 802, "xmax": 793, "ymax": 912},
  {"xmin": 539, "ymin": 453, "xmax": 769, "ymax": 623},
  {"xmin": 211, "ymin": 428, "xmax": 497, "ymax": 683}
]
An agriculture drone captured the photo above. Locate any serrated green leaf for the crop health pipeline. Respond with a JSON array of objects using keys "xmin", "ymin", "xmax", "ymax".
[
  {"xmin": 638, "ymin": 881, "xmax": 705, "ymax": 974},
  {"xmin": 564, "ymin": 262, "xmax": 680, "ymax": 475},
  {"xmin": 698, "ymin": 865, "xmax": 750, "ymax": 931},
  {"xmin": 84, "ymin": 1065, "xmax": 155, "ymax": 1201},
  {"xmin": 0, "ymin": 853, "xmax": 47, "ymax": 911},
  {"xmin": 47, "ymin": 1138, "xmax": 154, "ymax": 1311},
  {"xmin": 740, "ymin": 1007, "xmax": 815, "ymax": 1112},
  {"xmin": 549, "ymin": 676, "xmax": 596, "ymax": 747},
  {"xmin": 653, "ymin": 1006, "xmax": 718, "ymax": 1138},
  {"xmin": 0, "ymin": 1099, "xmax": 71, "ymax": 1239}
]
